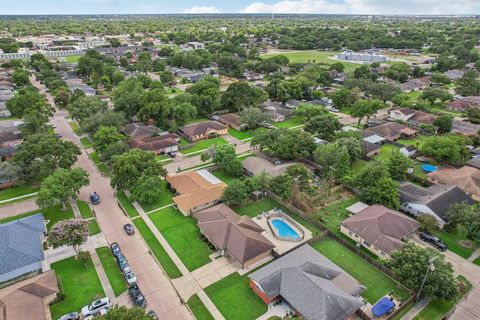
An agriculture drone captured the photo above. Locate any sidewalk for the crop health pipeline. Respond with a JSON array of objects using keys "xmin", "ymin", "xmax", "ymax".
[
  {"xmin": 0, "ymin": 198, "xmax": 38, "ymax": 219},
  {"xmin": 401, "ymin": 298, "xmax": 430, "ymax": 320}
]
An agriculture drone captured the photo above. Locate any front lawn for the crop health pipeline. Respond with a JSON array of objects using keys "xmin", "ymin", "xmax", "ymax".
[
  {"xmin": 315, "ymin": 197, "xmax": 358, "ymax": 236},
  {"xmin": 50, "ymin": 256, "xmax": 105, "ymax": 320},
  {"xmin": 78, "ymin": 201, "xmax": 93, "ymax": 218},
  {"xmin": 138, "ymin": 188, "xmax": 174, "ymax": 213},
  {"xmin": 431, "ymin": 229, "xmax": 478, "ymax": 259},
  {"xmin": 187, "ymin": 294, "xmax": 214, "ymax": 320},
  {"xmin": 474, "ymin": 257, "xmax": 480, "ymax": 266},
  {"xmin": 80, "ymin": 137, "xmax": 93, "ymax": 149},
  {"xmin": 181, "ymin": 137, "xmax": 229, "ymax": 155},
  {"xmin": 211, "ymin": 169, "xmax": 241, "ymax": 186},
  {"xmin": 132, "ymin": 217, "xmax": 182, "ymax": 278},
  {"xmin": 272, "ymin": 116, "xmax": 304, "ymax": 129},
  {"xmin": 116, "ymin": 190, "xmax": 139, "ymax": 218},
  {"xmin": 205, "ymin": 273, "xmax": 267, "ymax": 320},
  {"xmin": 0, "ymin": 184, "xmax": 39, "ymax": 201},
  {"xmin": 227, "ymin": 128, "xmax": 257, "ymax": 140},
  {"xmin": 311, "ymin": 239, "xmax": 410, "ymax": 303},
  {"xmin": 89, "ymin": 220, "xmax": 101, "ymax": 235},
  {"xmin": 95, "ymin": 246, "xmax": 128, "ymax": 297},
  {"xmin": 413, "ymin": 276, "xmax": 472, "ymax": 320},
  {"xmin": 149, "ymin": 206, "xmax": 212, "ymax": 271},
  {"xmin": 1, "ymin": 204, "xmax": 74, "ymax": 231}
]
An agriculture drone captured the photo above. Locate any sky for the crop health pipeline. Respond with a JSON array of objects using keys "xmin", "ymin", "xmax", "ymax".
[{"xmin": 1, "ymin": 0, "xmax": 480, "ymax": 15}]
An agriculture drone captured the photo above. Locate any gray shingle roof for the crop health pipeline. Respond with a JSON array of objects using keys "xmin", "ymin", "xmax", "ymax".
[{"xmin": 0, "ymin": 213, "xmax": 46, "ymax": 275}]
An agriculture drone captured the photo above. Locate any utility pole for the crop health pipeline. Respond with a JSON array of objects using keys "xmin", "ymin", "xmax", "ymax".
[{"xmin": 416, "ymin": 256, "xmax": 438, "ymax": 303}]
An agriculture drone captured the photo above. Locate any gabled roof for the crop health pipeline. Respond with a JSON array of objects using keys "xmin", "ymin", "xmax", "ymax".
[
  {"xmin": 409, "ymin": 111, "xmax": 437, "ymax": 125},
  {"xmin": 127, "ymin": 134, "xmax": 179, "ymax": 152},
  {"xmin": 179, "ymin": 121, "xmax": 227, "ymax": 137},
  {"xmin": 194, "ymin": 204, "xmax": 274, "ymax": 265},
  {"xmin": 0, "ymin": 213, "xmax": 46, "ymax": 275},
  {"xmin": 342, "ymin": 205, "xmax": 419, "ymax": 254},
  {"xmin": 121, "ymin": 122, "xmax": 159, "ymax": 138},
  {"xmin": 242, "ymin": 157, "xmax": 293, "ymax": 177},
  {"xmin": 365, "ymin": 122, "xmax": 416, "ymax": 141},
  {"xmin": 249, "ymin": 245, "xmax": 364, "ymax": 320},
  {"xmin": 217, "ymin": 113, "xmax": 242, "ymax": 127}
]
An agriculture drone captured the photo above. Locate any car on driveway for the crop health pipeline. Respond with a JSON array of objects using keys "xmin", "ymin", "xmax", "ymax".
[
  {"xmin": 83, "ymin": 307, "xmax": 109, "ymax": 320},
  {"xmin": 147, "ymin": 310, "xmax": 158, "ymax": 319},
  {"xmin": 90, "ymin": 192, "xmax": 101, "ymax": 205},
  {"xmin": 58, "ymin": 312, "xmax": 79, "ymax": 320},
  {"xmin": 110, "ymin": 242, "xmax": 121, "ymax": 257},
  {"xmin": 129, "ymin": 284, "xmax": 147, "ymax": 308},
  {"xmin": 123, "ymin": 223, "xmax": 135, "ymax": 235},
  {"xmin": 81, "ymin": 297, "xmax": 110, "ymax": 317},
  {"xmin": 420, "ymin": 231, "xmax": 448, "ymax": 251},
  {"xmin": 123, "ymin": 267, "xmax": 137, "ymax": 286},
  {"xmin": 116, "ymin": 253, "xmax": 129, "ymax": 271}
]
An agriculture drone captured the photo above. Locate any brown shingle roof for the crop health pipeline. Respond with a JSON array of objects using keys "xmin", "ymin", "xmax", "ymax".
[
  {"xmin": 342, "ymin": 205, "xmax": 419, "ymax": 254},
  {"xmin": 409, "ymin": 111, "xmax": 437, "ymax": 125},
  {"xmin": 179, "ymin": 121, "xmax": 227, "ymax": 137},
  {"xmin": 365, "ymin": 122, "xmax": 416, "ymax": 141},
  {"xmin": 194, "ymin": 204, "xmax": 274, "ymax": 265},
  {"xmin": 218, "ymin": 113, "xmax": 242, "ymax": 127},
  {"xmin": 127, "ymin": 134, "xmax": 179, "ymax": 153}
]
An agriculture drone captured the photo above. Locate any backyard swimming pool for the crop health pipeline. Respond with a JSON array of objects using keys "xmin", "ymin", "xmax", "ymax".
[{"xmin": 270, "ymin": 218, "xmax": 302, "ymax": 241}]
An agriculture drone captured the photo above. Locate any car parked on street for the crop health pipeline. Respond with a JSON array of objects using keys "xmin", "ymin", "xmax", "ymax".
[
  {"xmin": 123, "ymin": 267, "xmax": 137, "ymax": 286},
  {"xmin": 116, "ymin": 253, "xmax": 129, "ymax": 271},
  {"xmin": 58, "ymin": 312, "xmax": 79, "ymax": 320},
  {"xmin": 123, "ymin": 223, "xmax": 135, "ymax": 235},
  {"xmin": 81, "ymin": 298, "xmax": 110, "ymax": 317},
  {"xmin": 129, "ymin": 284, "xmax": 147, "ymax": 308},
  {"xmin": 147, "ymin": 310, "xmax": 158, "ymax": 319},
  {"xmin": 110, "ymin": 242, "xmax": 121, "ymax": 257},
  {"xmin": 420, "ymin": 231, "xmax": 448, "ymax": 251},
  {"xmin": 90, "ymin": 192, "xmax": 101, "ymax": 205}
]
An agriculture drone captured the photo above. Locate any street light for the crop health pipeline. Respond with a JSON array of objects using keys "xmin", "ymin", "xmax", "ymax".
[{"xmin": 416, "ymin": 256, "xmax": 438, "ymax": 303}]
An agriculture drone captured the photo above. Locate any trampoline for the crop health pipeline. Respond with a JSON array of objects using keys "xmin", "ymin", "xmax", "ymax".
[
  {"xmin": 372, "ymin": 297, "xmax": 396, "ymax": 317},
  {"xmin": 421, "ymin": 164, "xmax": 438, "ymax": 173}
]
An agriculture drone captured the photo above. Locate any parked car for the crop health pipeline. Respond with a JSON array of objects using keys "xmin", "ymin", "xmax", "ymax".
[
  {"xmin": 90, "ymin": 192, "xmax": 101, "ymax": 205},
  {"xmin": 123, "ymin": 267, "xmax": 137, "ymax": 286},
  {"xmin": 81, "ymin": 298, "xmax": 110, "ymax": 317},
  {"xmin": 420, "ymin": 231, "xmax": 448, "ymax": 251},
  {"xmin": 123, "ymin": 223, "xmax": 135, "ymax": 235},
  {"xmin": 129, "ymin": 284, "xmax": 147, "ymax": 308},
  {"xmin": 116, "ymin": 253, "xmax": 129, "ymax": 271},
  {"xmin": 55, "ymin": 133, "xmax": 62, "ymax": 138},
  {"xmin": 147, "ymin": 310, "xmax": 158, "ymax": 319},
  {"xmin": 58, "ymin": 312, "xmax": 79, "ymax": 320},
  {"xmin": 83, "ymin": 307, "xmax": 109, "ymax": 320},
  {"xmin": 110, "ymin": 242, "xmax": 121, "ymax": 257}
]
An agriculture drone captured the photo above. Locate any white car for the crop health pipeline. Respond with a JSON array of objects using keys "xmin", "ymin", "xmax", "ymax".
[
  {"xmin": 123, "ymin": 267, "xmax": 137, "ymax": 286},
  {"xmin": 81, "ymin": 297, "xmax": 110, "ymax": 317},
  {"xmin": 83, "ymin": 307, "xmax": 109, "ymax": 320}
]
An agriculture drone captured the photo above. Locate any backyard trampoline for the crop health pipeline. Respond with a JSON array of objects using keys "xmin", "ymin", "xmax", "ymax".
[
  {"xmin": 421, "ymin": 164, "xmax": 437, "ymax": 173},
  {"xmin": 372, "ymin": 297, "xmax": 396, "ymax": 317}
]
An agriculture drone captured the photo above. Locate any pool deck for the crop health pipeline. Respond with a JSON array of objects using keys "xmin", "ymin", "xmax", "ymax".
[{"xmin": 253, "ymin": 210, "xmax": 313, "ymax": 255}]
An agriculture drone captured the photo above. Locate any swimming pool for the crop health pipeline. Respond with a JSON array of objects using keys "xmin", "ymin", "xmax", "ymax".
[{"xmin": 270, "ymin": 218, "xmax": 301, "ymax": 241}]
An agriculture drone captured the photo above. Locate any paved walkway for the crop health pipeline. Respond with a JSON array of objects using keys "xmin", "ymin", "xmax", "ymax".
[
  {"xmin": 70, "ymin": 199, "xmax": 82, "ymax": 219},
  {"xmin": 197, "ymin": 290, "xmax": 225, "ymax": 320},
  {"xmin": 400, "ymin": 297, "xmax": 430, "ymax": 320},
  {"xmin": 0, "ymin": 198, "xmax": 38, "ymax": 219},
  {"xmin": 44, "ymin": 233, "xmax": 108, "ymax": 265},
  {"xmin": 467, "ymin": 249, "xmax": 480, "ymax": 263}
]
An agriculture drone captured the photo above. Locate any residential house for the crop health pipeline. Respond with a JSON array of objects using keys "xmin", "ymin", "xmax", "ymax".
[
  {"xmin": 285, "ymin": 99, "xmax": 301, "ymax": 109},
  {"xmin": 249, "ymin": 245, "xmax": 365, "ymax": 320},
  {"xmin": 399, "ymin": 79, "xmax": 428, "ymax": 92},
  {"xmin": 446, "ymin": 96, "xmax": 480, "ymax": 112},
  {"xmin": 0, "ymin": 270, "xmax": 58, "ymax": 320},
  {"xmin": 452, "ymin": 119, "xmax": 480, "ymax": 136},
  {"xmin": 178, "ymin": 121, "xmax": 227, "ymax": 142},
  {"xmin": 341, "ymin": 204, "xmax": 420, "ymax": 257},
  {"xmin": 399, "ymin": 182, "xmax": 474, "ymax": 228},
  {"xmin": 0, "ymin": 214, "xmax": 46, "ymax": 283},
  {"xmin": 0, "ymin": 132, "xmax": 23, "ymax": 148},
  {"xmin": 127, "ymin": 132, "xmax": 180, "ymax": 155},
  {"xmin": 389, "ymin": 108, "xmax": 416, "ymax": 122},
  {"xmin": 444, "ymin": 69, "xmax": 464, "ymax": 81},
  {"xmin": 428, "ymin": 166, "xmax": 480, "ymax": 200},
  {"xmin": 165, "ymin": 169, "xmax": 227, "ymax": 216},
  {"xmin": 121, "ymin": 122, "xmax": 160, "ymax": 139},
  {"xmin": 408, "ymin": 111, "xmax": 437, "ymax": 127},
  {"xmin": 365, "ymin": 122, "xmax": 417, "ymax": 142},
  {"xmin": 243, "ymin": 157, "xmax": 295, "ymax": 177},
  {"xmin": 216, "ymin": 113, "xmax": 245, "ymax": 131},
  {"xmin": 194, "ymin": 204, "xmax": 274, "ymax": 269},
  {"xmin": 261, "ymin": 101, "xmax": 291, "ymax": 122},
  {"xmin": 364, "ymin": 141, "xmax": 381, "ymax": 157}
]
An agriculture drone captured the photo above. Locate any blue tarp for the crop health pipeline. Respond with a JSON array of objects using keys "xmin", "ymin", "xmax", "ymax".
[
  {"xmin": 372, "ymin": 297, "xmax": 395, "ymax": 317},
  {"xmin": 421, "ymin": 164, "xmax": 438, "ymax": 173}
]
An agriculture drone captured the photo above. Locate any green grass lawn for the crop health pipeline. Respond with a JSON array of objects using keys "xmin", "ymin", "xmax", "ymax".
[
  {"xmin": 69, "ymin": 120, "xmax": 82, "ymax": 135},
  {"xmin": 474, "ymin": 257, "xmax": 480, "ymax": 266},
  {"xmin": 272, "ymin": 116, "xmax": 304, "ymax": 129},
  {"xmin": 0, "ymin": 184, "xmax": 39, "ymax": 201},
  {"xmin": 431, "ymin": 229, "xmax": 478, "ymax": 259},
  {"xmin": 50, "ymin": 256, "xmax": 105, "ymax": 320},
  {"xmin": 397, "ymin": 135, "xmax": 429, "ymax": 149},
  {"xmin": 96, "ymin": 163, "xmax": 110, "ymax": 176},
  {"xmin": 211, "ymin": 169, "xmax": 240, "ymax": 186},
  {"xmin": 65, "ymin": 55, "xmax": 82, "ymax": 63},
  {"xmin": 117, "ymin": 190, "xmax": 139, "ymax": 218},
  {"xmin": 351, "ymin": 159, "xmax": 368, "ymax": 174},
  {"xmin": 95, "ymin": 247, "xmax": 128, "ymax": 297},
  {"xmin": 80, "ymin": 137, "xmax": 93, "ymax": 149},
  {"xmin": 1, "ymin": 204, "xmax": 74, "ymax": 231},
  {"xmin": 311, "ymin": 239, "xmax": 410, "ymax": 303},
  {"xmin": 149, "ymin": 206, "xmax": 212, "ymax": 271},
  {"xmin": 138, "ymin": 188, "xmax": 174, "ymax": 213},
  {"xmin": 90, "ymin": 152, "xmax": 101, "ymax": 164},
  {"xmin": 261, "ymin": 50, "xmax": 358, "ymax": 72},
  {"xmin": 413, "ymin": 276, "xmax": 472, "ymax": 320},
  {"xmin": 181, "ymin": 137, "xmax": 229, "ymax": 155},
  {"xmin": 227, "ymin": 128, "xmax": 257, "ymax": 140},
  {"xmin": 205, "ymin": 272, "xmax": 267, "ymax": 320},
  {"xmin": 89, "ymin": 219, "xmax": 101, "ymax": 235},
  {"xmin": 187, "ymin": 294, "xmax": 214, "ymax": 320},
  {"xmin": 132, "ymin": 217, "xmax": 182, "ymax": 278},
  {"xmin": 77, "ymin": 201, "xmax": 93, "ymax": 219},
  {"xmin": 314, "ymin": 197, "xmax": 358, "ymax": 236}
]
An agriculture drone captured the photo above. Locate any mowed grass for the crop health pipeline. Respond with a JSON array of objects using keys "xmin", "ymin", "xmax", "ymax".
[
  {"xmin": 413, "ymin": 276, "xmax": 472, "ymax": 320},
  {"xmin": 0, "ymin": 184, "xmax": 39, "ymax": 201},
  {"xmin": 205, "ymin": 273, "xmax": 267, "ymax": 320},
  {"xmin": 311, "ymin": 239, "xmax": 410, "ymax": 303},
  {"xmin": 181, "ymin": 137, "xmax": 229, "ymax": 155},
  {"xmin": 474, "ymin": 257, "xmax": 480, "ymax": 266},
  {"xmin": 187, "ymin": 294, "xmax": 215, "ymax": 320},
  {"xmin": 272, "ymin": 116, "xmax": 304, "ymax": 129},
  {"xmin": 50, "ymin": 256, "xmax": 105, "ymax": 320},
  {"xmin": 431, "ymin": 229, "xmax": 478, "ymax": 259},
  {"xmin": 132, "ymin": 217, "xmax": 182, "ymax": 278},
  {"xmin": 116, "ymin": 190, "xmax": 139, "ymax": 218},
  {"xmin": 80, "ymin": 137, "xmax": 93, "ymax": 149},
  {"xmin": 95, "ymin": 246, "xmax": 128, "ymax": 297},
  {"xmin": 211, "ymin": 169, "xmax": 241, "ymax": 186},
  {"xmin": 227, "ymin": 128, "xmax": 257, "ymax": 140},
  {"xmin": 77, "ymin": 201, "xmax": 93, "ymax": 218},
  {"xmin": 89, "ymin": 220, "xmax": 101, "ymax": 235},
  {"xmin": 315, "ymin": 197, "xmax": 358, "ymax": 235},
  {"xmin": 138, "ymin": 188, "xmax": 174, "ymax": 213},
  {"xmin": 65, "ymin": 55, "xmax": 82, "ymax": 63},
  {"xmin": 149, "ymin": 206, "xmax": 212, "ymax": 271},
  {"xmin": 0, "ymin": 204, "xmax": 74, "ymax": 231}
]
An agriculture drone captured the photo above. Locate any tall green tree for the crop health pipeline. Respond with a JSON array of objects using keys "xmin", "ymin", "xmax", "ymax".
[
  {"xmin": 304, "ymin": 114, "xmax": 341, "ymax": 141},
  {"xmin": 220, "ymin": 82, "xmax": 268, "ymax": 112}
]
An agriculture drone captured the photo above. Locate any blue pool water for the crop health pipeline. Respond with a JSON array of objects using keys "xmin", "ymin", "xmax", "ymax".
[{"xmin": 271, "ymin": 219, "xmax": 301, "ymax": 240}]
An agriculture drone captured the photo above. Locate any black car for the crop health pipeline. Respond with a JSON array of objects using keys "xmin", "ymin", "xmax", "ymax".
[
  {"xmin": 90, "ymin": 192, "xmax": 101, "ymax": 205},
  {"xmin": 110, "ymin": 242, "xmax": 121, "ymax": 257},
  {"xmin": 129, "ymin": 284, "xmax": 147, "ymax": 308},
  {"xmin": 420, "ymin": 231, "xmax": 448, "ymax": 251},
  {"xmin": 116, "ymin": 253, "xmax": 129, "ymax": 271},
  {"xmin": 124, "ymin": 224, "xmax": 135, "ymax": 235}
]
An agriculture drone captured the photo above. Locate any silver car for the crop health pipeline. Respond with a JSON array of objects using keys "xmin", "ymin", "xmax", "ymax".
[{"xmin": 123, "ymin": 267, "xmax": 137, "ymax": 286}]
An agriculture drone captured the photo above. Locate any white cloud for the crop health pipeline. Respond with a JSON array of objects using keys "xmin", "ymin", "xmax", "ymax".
[
  {"xmin": 183, "ymin": 6, "xmax": 221, "ymax": 14},
  {"xmin": 241, "ymin": 0, "xmax": 479, "ymax": 14}
]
